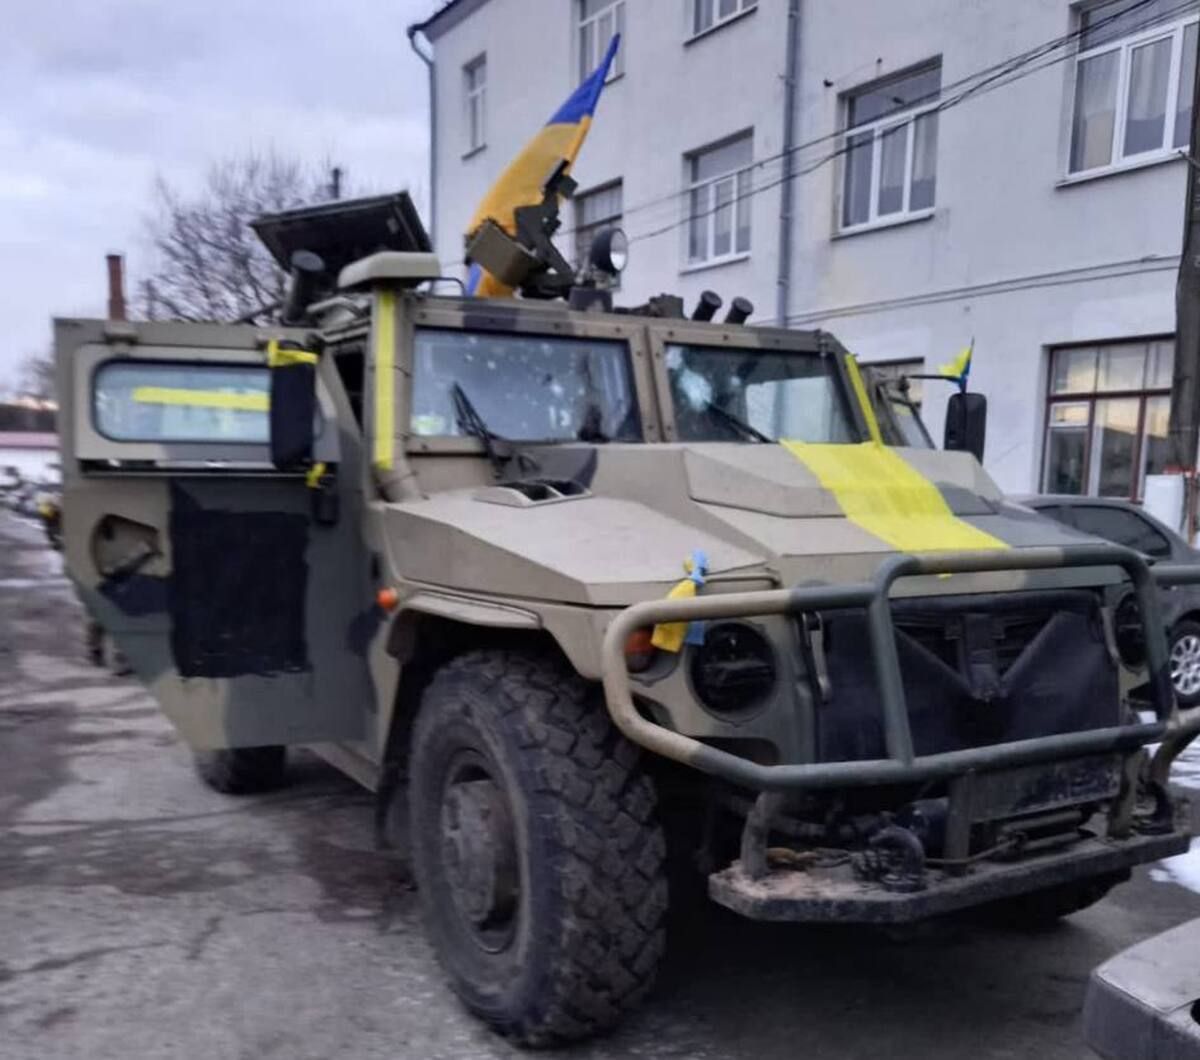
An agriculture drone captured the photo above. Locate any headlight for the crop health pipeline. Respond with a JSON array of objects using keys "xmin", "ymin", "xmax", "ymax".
[
  {"xmin": 588, "ymin": 227, "xmax": 628, "ymax": 277},
  {"xmin": 689, "ymin": 622, "xmax": 776, "ymax": 715},
  {"xmin": 1113, "ymin": 594, "xmax": 1145, "ymax": 668}
]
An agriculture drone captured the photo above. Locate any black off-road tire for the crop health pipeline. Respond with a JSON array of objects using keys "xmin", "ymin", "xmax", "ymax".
[
  {"xmin": 982, "ymin": 871, "xmax": 1127, "ymax": 929},
  {"xmin": 194, "ymin": 746, "xmax": 288, "ymax": 794},
  {"xmin": 408, "ymin": 650, "xmax": 668, "ymax": 1047}
]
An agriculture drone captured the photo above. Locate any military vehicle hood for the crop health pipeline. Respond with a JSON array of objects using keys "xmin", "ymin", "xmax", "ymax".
[{"xmin": 385, "ymin": 442, "xmax": 1102, "ymax": 607}]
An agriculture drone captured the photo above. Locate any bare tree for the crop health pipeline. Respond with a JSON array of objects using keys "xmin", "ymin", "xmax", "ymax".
[
  {"xmin": 140, "ymin": 153, "xmax": 341, "ymax": 324},
  {"xmin": 17, "ymin": 351, "xmax": 56, "ymax": 402}
]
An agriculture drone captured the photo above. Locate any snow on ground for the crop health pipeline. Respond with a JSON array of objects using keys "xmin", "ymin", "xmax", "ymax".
[
  {"xmin": 1173, "ymin": 740, "xmax": 1200, "ymax": 793},
  {"xmin": 1151, "ymin": 837, "xmax": 1200, "ymax": 895},
  {"xmin": 1149, "ymin": 741, "xmax": 1200, "ymax": 893}
]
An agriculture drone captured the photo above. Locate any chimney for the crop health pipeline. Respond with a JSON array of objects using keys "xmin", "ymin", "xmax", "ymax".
[{"xmin": 106, "ymin": 253, "xmax": 127, "ymax": 321}]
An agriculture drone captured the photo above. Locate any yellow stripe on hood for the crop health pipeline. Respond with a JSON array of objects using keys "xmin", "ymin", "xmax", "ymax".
[{"xmin": 781, "ymin": 441, "xmax": 1007, "ymax": 553}]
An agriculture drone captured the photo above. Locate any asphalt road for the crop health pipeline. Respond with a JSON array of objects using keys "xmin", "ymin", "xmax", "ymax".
[{"xmin": 2, "ymin": 509, "xmax": 1199, "ymax": 1060}]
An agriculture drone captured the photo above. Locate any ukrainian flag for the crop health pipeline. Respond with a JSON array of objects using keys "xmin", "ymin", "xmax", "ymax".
[
  {"xmin": 466, "ymin": 34, "xmax": 621, "ymax": 297},
  {"xmin": 939, "ymin": 340, "xmax": 974, "ymax": 387}
]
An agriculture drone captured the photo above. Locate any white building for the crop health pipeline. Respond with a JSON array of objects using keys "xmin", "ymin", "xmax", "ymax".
[
  {"xmin": 0, "ymin": 433, "xmax": 59, "ymax": 484},
  {"xmin": 409, "ymin": 0, "xmax": 1197, "ymax": 501}
]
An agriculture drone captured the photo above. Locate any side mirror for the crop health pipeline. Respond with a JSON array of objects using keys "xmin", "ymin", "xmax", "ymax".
[
  {"xmin": 268, "ymin": 348, "xmax": 317, "ymax": 470},
  {"xmin": 944, "ymin": 391, "xmax": 987, "ymax": 462}
]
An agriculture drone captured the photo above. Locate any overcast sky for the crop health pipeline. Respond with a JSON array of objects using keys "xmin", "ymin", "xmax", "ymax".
[{"xmin": 0, "ymin": 0, "xmax": 435, "ymax": 388}]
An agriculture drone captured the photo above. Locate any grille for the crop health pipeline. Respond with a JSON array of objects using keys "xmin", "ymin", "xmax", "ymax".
[{"xmin": 816, "ymin": 589, "xmax": 1118, "ymax": 762}]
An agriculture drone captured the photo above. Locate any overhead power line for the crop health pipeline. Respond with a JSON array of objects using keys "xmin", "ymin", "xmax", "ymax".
[
  {"xmin": 623, "ymin": 0, "xmax": 1194, "ymax": 247},
  {"xmin": 555, "ymin": 0, "xmax": 1185, "ymax": 249}
]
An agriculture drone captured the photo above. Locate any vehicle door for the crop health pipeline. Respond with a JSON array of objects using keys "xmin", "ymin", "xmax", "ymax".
[{"xmin": 56, "ymin": 318, "xmax": 374, "ymax": 750}]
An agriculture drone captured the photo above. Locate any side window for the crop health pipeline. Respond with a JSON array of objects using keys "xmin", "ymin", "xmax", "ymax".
[
  {"xmin": 463, "ymin": 55, "xmax": 487, "ymax": 155},
  {"xmin": 579, "ymin": 0, "xmax": 624, "ymax": 81},
  {"xmin": 1070, "ymin": 505, "xmax": 1172, "ymax": 557},
  {"xmin": 691, "ymin": 0, "xmax": 756, "ymax": 37},
  {"xmin": 841, "ymin": 61, "xmax": 941, "ymax": 231},
  {"xmin": 94, "ymin": 361, "xmax": 271, "ymax": 443},
  {"xmin": 1032, "ymin": 504, "xmax": 1073, "ymax": 529},
  {"xmin": 1069, "ymin": 1, "xmax": 1197, "ymax": 175},
  {"xmin": 685, "ymin": 131, "xmax": 754, "ymax": 265}
]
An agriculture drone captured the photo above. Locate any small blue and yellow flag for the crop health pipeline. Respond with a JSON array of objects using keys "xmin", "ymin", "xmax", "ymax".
[
  {"xmin": 466, "ymin": 34, "xmax": 621, "ymax": 297},
  {"xmin": 938, "ymin": 340, "xmax": 974, "ymax": 387}
]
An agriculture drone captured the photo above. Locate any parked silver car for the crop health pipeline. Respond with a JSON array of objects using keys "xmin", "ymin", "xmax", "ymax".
[{"xmin": 1018, "ymin": 495, "xmax": 1200, "ymax": 706}]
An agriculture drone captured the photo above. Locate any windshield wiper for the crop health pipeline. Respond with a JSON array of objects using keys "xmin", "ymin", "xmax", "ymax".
[
  {"xmin": 705, "ymin": 400, "xmax": 773, "ymax": 443},
  {"xmin": 450, "ymin": 383, "xmax": 539, "ymax": 479}
]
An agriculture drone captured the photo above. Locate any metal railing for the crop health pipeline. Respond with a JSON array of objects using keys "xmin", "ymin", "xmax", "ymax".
[{"xmin": 600, "ymin": 544, "xmax": 1200, "ymax": 792}]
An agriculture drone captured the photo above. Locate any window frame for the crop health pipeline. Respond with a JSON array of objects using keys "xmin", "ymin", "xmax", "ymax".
[
  {"xmin": 643, "ymin": 319, "xmax": 871, "ymax": 445},
  {"xmin": 1066, "ymin": 6, "xmax": 1198, "ymax": 179},
  {"xmin": 399, "ymin": 304, "xmax": 662, "ymax": 453},
  {"xmin": 578, "ymin": 0, "xmax": 625, "ymax": 82},
  {"xmin": 463, "ymin": 54, "xmax": 487, "ymax": 157},
  {"xmin": 838, "ymin": 62, "xmax": 942, "ymax": 235},
  {"xmin": 92, "ymin": 359, "xmax": 275, "ymax": 446},
  {"xmin": 73, "ymin": 343, "xmax": 339, "ymax": 471},
  {"xmin": 684, "ymin": 131, "xmax": 754, "ymax": 270},
  {"xmin": 1040, "ymin": 337, "xmax": 1174, "ymax": 502},
  {"xmin": 687, "ymin": 0, "xmax": 758, "ymax": 42}
]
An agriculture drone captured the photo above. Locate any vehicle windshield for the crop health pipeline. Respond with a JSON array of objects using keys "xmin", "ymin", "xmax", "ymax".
[
  {"xmin": 666, "ymin": 344, "xmax": 856, "ymax": 443},
  {"xmin": 410, "ymin": 328, "xmax": 642, "ymax": 442}
]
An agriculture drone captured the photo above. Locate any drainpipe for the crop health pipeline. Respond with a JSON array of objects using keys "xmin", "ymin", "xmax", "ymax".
[
  {"xmin": 407, "ymin": 24, "xmax": 437, "ymax": 248},
  {"xmin": 774, "ymin": 0, "xmax": 801, "ymax": 327}
]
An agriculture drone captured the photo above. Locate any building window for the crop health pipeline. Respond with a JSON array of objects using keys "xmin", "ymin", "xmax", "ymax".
[
  {"xmin": 841, "ymin": 62, "xmax": 941, "ymax": 232},
  {"xmin": 686, "ymin": 132, "xmax": 753, "ymax": 266},
  {"xmin": 579, "ymin": 0, "xmax": 624, "ymax": 81},
  {"xmin": 691, "ymin": 0, "xmax": 757, "ymax": 38},
  {"xmin": 463, "ymin": 55, "xmax": 487, "ymax": 155},
  {"xmin": 1069, "ymin": 0, "xmax": 1198, "ymax": 175},
  {"xmin": 574, "ymin": 181, "xmax": 623, "ymax": 275},
  {"xmin": 1042, "ymin": 338, "xmax": 1174, "ymax": 500}
]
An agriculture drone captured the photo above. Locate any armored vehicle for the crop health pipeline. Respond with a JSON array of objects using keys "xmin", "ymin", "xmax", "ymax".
[{"xmin": 56, "ymin": 192, "xmax": 1200, "ymax": 1046}]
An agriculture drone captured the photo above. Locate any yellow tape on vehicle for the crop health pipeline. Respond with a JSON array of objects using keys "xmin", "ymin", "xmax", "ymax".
[
  {"xmin": 844, "ymin": 354, "xmax": 884, "ymax": 446},
  {"xmin": 132, "ymin": 386, "xmax": 268, "ymax": 413},
  {"xmin": 781, "ymin": 441, "xmax": 1006, "ymax": 554},
  {"xmin": 373, "ymin": 289, "xmax": 396, "ymax": 471},
  {"xmin": 266, "ymin": 339, "xmax": 318, "ymax": 367}
]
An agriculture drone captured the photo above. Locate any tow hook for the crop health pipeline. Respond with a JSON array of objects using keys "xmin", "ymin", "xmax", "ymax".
[{"xmin": 853, "ymin": 825, "xmax": 928, "ymax": 893}]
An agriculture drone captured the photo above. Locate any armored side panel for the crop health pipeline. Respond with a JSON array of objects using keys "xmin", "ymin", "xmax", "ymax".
[{"xmin": 55, "ymin": 318, "xmax": 375, "ymax": 750}]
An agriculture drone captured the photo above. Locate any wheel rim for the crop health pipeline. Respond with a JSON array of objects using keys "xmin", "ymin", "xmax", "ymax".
[
  {"xmin": 438, "ymin": 751, "xmax": 520, "ymax": 953},
  {"xmin": 1169, "ymin": 633, "xmax": 1200, "ymax": 697}
]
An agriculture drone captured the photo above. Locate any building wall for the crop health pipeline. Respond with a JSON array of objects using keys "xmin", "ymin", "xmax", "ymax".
[
  {"xmin": 421, "ymin": 0, "xmax": 1192, "ymax": 496},
  {"xmin": 788, "ymin": 0, "xmax": 1187, "ymax": 493},
  {"xmin": 429, "ymin": 0, "xmax": 790, "ymax": 313}
]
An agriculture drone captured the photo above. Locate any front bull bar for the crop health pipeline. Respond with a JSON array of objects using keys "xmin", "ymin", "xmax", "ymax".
[{"xmin": 600, "ymin": 544, "xmax": 1200, "ymax": 792}]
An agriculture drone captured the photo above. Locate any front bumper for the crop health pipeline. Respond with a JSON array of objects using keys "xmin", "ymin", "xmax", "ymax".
[{"xmin": 708, "ymin": 828, "xmax": 1190, "ymax": 923}]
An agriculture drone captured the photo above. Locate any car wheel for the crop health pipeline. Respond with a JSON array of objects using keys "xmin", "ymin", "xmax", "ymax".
[
  {"xmin": 407, "ymin": 649, "xmax": 667, "ymax": 1046},
  {"xmin": 1169, "ymin": 620, "xmax": 1200, "ymax": 706}
]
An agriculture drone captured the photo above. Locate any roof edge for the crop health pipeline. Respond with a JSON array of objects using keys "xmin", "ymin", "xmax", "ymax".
[{"xmin": 408, "ymin": 0, "xmax": 492, "ymax": 43}]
